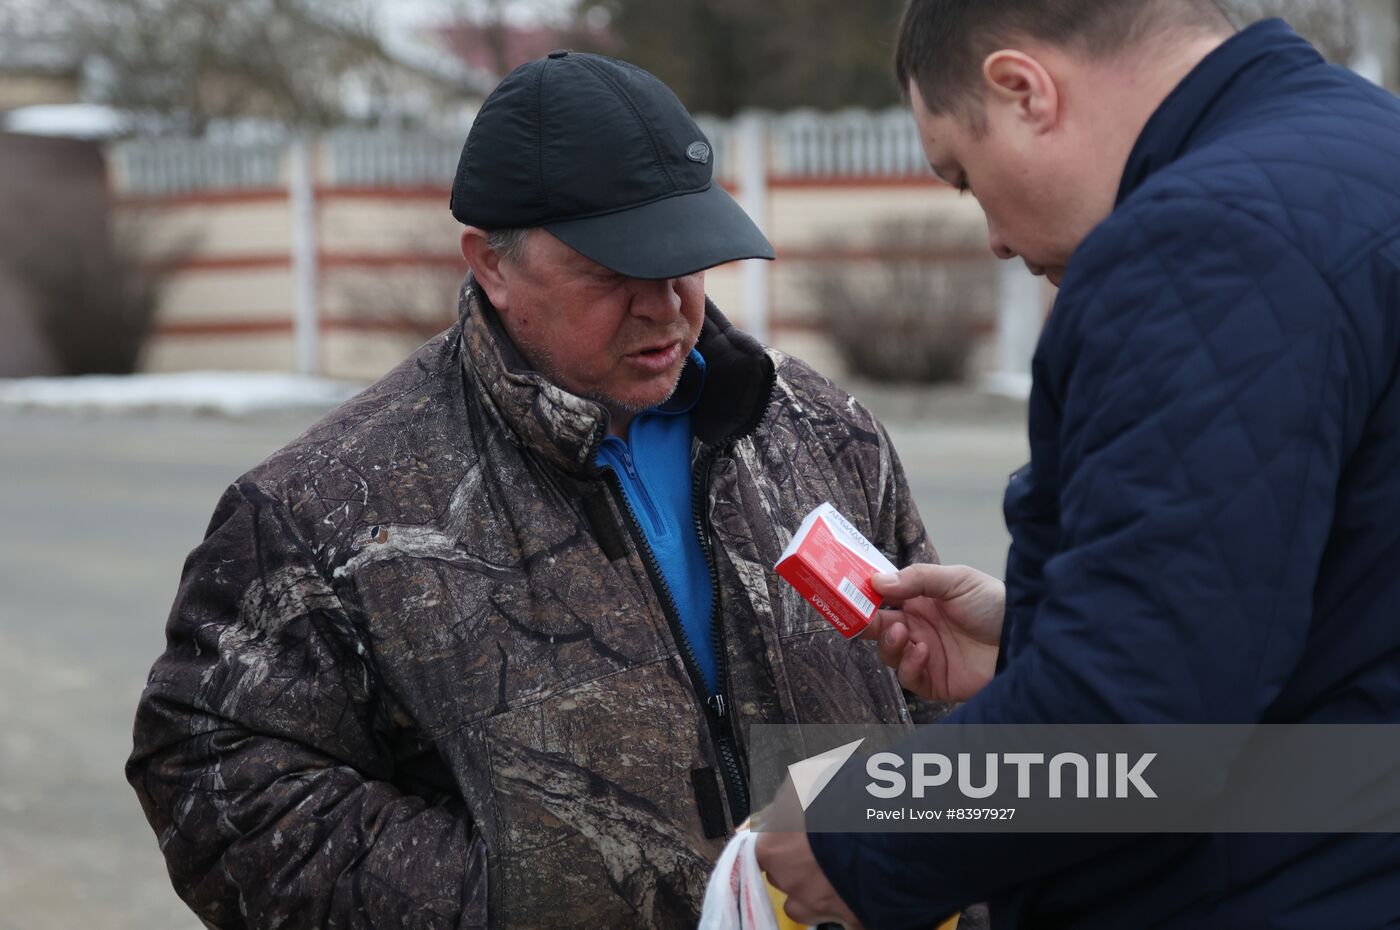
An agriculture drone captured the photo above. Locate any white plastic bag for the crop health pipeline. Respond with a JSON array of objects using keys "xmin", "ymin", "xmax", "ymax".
[{"xmin": 697, "ymin": 829, "xmax": 782, "ymax": 930}]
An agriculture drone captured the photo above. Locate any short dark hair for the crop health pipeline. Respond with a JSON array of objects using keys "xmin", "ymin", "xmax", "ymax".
[{"xmin": 895, "ymin": 0, "xmax": 1231, "ymax": 119}]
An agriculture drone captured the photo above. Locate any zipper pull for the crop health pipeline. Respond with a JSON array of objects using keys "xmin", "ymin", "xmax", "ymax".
[
  {"xmin": 620, "ymin": 449, "xmax": 639, "ymax": 481},
  {"xmin": 706, "ymin": 693, "xmax": 728, "ymax": 719}
]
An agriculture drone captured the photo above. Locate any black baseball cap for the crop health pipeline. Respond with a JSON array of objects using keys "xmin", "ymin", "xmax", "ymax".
[{"xmin": 450, "ymin": 51, "xmax": 775, "ymax": 280}]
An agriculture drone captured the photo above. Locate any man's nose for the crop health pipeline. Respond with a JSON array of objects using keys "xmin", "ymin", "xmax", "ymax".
[
  {"xmin": 988, "ymin": 225, "xmax": 1017, "ymax": 261},
  {"xmin": 628, "ymin": 277, "xmax": 683, "ymax": 321}
]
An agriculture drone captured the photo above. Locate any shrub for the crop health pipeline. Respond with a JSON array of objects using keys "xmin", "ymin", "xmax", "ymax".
[
  {"xmin": 8, "ymin": 216, "xmax": 163, "ymax": 375},
  {"xmin": 805, "ymin": 217, "xmax": 994, "ymax": 383}
]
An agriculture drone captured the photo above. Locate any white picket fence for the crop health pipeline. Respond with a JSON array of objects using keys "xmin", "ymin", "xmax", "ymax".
[
  {"xmin": 108, "ymin": 108, "xmax": 930, "ymax": 195},
  {"xmin": 115, "ymin": 136, "xmax": 286, "ymax": 194},
  {"xmin": 105, "ymin": 107, "xmax": 1049, "ymax": 393}
]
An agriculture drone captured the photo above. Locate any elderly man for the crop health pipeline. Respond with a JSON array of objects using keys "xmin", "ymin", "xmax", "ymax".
[
  {"xmin": 760, "ymin": 1, "xmax": 1400, "ymax": 928},
  {"xmin": 127, "ymin": 52, "xmax": 935, "ymax": 929}
]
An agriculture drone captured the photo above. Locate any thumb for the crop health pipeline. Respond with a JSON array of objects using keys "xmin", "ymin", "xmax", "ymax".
[{"xmin": 870, "ymin": 563, "xmax": 970, "ymax": 601}]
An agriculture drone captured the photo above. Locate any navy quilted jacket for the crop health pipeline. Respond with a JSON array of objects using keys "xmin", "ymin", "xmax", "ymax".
[{"xmin": 811, "ymin": 20, "xmax": 1400, "ymax": 929}]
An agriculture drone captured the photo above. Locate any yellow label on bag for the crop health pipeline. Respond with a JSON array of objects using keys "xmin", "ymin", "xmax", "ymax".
[
  {"xmin": 762, "ymin": 874, "xmax": 959, "ymax": 930},
  {"xmin": 762, "ymin": 878, "xmax": 807, "ymax": 930},
  {"xmin": 740, "ymin": 817, "xmax": 959, "ymax": 930}
]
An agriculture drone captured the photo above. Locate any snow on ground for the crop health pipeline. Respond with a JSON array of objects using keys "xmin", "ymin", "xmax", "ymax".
[
  {"xmin": 0, "ymin": 371, "xmax": 364, "ymax": 416},
  {"xmin": 2, "ymin": 104, "xmax": 130, "ymax": 140}
]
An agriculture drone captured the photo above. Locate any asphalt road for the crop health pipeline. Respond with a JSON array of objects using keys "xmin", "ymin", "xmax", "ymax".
[{"xmin": 0, "ymin": 397, "xmax": 1027, "ymax": 929}]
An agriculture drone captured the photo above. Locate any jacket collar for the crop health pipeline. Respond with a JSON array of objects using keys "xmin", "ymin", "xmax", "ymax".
[
  {"xmin": 456, "ymin": 278, "xmax": 774, "ymax": 476},
  {"xmin": 1117, "ymin": 18, "xmax": 1324, "ymax": 206}
]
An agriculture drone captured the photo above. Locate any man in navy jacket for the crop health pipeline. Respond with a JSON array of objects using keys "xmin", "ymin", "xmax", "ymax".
[{"xmin": 759, "ymin": 1, "xmax": 1400, "ymax": 927}]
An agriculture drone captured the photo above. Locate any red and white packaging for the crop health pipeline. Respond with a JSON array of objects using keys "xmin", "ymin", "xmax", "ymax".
[{"xmin": 774, "ymin": 503, "xmax": 897, "ymax": 639}]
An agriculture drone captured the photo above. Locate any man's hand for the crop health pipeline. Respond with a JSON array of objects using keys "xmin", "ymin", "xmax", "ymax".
[
  {"xmin": 863, "ymin": 564, "xmax": 1005, "ymax": 702},
  {"xmin": 754, "ymin": 779, "xmax": 865, "ymax": 929}
]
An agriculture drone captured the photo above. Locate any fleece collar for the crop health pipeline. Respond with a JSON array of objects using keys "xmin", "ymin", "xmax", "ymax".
[{"xmin": 455, "ymin": 278, "xmax": 775, "ymax": 476}]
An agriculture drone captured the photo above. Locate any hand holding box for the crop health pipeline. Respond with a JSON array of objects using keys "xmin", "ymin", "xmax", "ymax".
[{"xmin": 774, "ymin": 503, "xmax": 896, "ymax": 639}]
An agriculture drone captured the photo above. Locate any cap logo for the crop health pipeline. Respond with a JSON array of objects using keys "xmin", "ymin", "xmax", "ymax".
[{"xmin": 686, "ymin": 141, "xmax": 711, "ymax": 164}]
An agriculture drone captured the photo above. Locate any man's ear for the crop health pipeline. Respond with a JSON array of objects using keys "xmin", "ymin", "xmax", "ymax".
[
  {"xmin": 461, "ymin": 227, "xmax": 513, "ymax": 310},
  {"xmin": 981, "ymin": 49, "xmax": 1060, "ymax": 133}
]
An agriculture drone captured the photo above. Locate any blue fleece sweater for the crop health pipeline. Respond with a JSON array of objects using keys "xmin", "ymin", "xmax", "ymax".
[{"xmin": 597, "ymin": 350, "xmax": 717, "ymax": 693}]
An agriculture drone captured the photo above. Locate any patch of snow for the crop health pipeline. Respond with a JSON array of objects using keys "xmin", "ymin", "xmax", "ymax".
[
  {"xmin": 0, "ymin": 371, "xmax": 363, "ymax": 416},
  {"xmin": 3, "ymin": 103, "xmax": 129, "ymax": 140}
]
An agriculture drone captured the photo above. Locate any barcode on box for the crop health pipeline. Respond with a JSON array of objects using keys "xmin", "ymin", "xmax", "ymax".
[{"xmin": 838, "ymin": 577, "xmax": 875, "ymax": 616}]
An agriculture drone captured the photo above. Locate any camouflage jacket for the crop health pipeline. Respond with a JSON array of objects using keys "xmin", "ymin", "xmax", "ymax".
[{"xmin": 128, "ymin": 281, "xmax": 935, "ymax": 929}]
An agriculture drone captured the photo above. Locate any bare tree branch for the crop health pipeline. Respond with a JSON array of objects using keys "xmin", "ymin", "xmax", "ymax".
[{"xmin": 39, "ymin": 0, "xmax": 473, "ymax": 133}]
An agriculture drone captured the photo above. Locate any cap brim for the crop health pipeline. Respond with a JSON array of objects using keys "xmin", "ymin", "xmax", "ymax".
[{"xmin": 543, "ymin": 183, "xmax": 775, "ymax": 279}]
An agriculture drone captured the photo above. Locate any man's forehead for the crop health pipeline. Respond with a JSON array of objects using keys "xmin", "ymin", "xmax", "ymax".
[
  {"xmin": 911, "ymin": 108, "xmax": 951, "ymax": 155},
  {"xmin": 908, "ymin": 85, "xmax": 948, "ymax": 138},
  {"xmin": 533, "ymin": 229, "xmax": 622, "ymax": 276}
]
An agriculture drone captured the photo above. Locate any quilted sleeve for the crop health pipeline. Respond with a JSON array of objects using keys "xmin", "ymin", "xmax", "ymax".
[
  {"xmin": 126, "ymin": 481, "xmax": 487, "ymax": 929},
  {"xmin": 809, "ymin": 195, "xmax": 1353, "ymax": 925}
]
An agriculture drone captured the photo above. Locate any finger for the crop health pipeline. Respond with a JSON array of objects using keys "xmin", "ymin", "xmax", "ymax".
[
  {"xmin": 754, "ymin": 830, "xmax": 777, "ymax": 872},
  {"xmin": 897, "ymin": 640, "xmax": 931, "ymax": 695},
  {"xmin": 862, "ymin": 609, "xmax": 907, "ymax": 645},
  {"xmin": 871, "ymin": 563, "xmax": 975, "ymax": 601},
  {"xmin": 873, "ymin": 607, "xmax": 908, "ymax": 628},
  {"xmin": 877, "ymin": 621, "xmax": 909, "ymax": 670},
  {"xmin": 784, "ymin": 898, "xmax": 823, "ymax": 926},
  {"xmin": 857, "ymin": 611, "xmax": 887, "ymax": 643}
]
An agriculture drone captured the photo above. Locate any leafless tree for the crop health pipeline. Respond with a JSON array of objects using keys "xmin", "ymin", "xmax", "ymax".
[
  {"xmin": 328, "ymin": 245, "xmax": 468, "ymax": 358},
  {"xmin": 1, "ymin": 204, "xmax": 194, "ymax": 375},
  {"xmin": 570, "ymin": 0, "xmax": 909, "ymax": 116},
  {"xmin": 34, "ymin": 0, "xmax": 469, "ymax": 133},
  {"xmin": 0, "ymin": 133, "xmax": 187, "ymax": 375},
  {"xmin": 805, "ymin": 219, "xmax": 996, "ymax": 384}
]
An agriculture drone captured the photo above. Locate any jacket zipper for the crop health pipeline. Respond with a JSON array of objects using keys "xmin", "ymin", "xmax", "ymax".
[
  {"xmin": 690, "ymin": 446, "xmax": 750, "ymax": 823},
  {"xmin": 602, "ymin": 464, "xmax": 750, "ymax": 826},
  {"xmin": 612, "ymin": 443, "xmax": 666, "ymax": 536}
]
